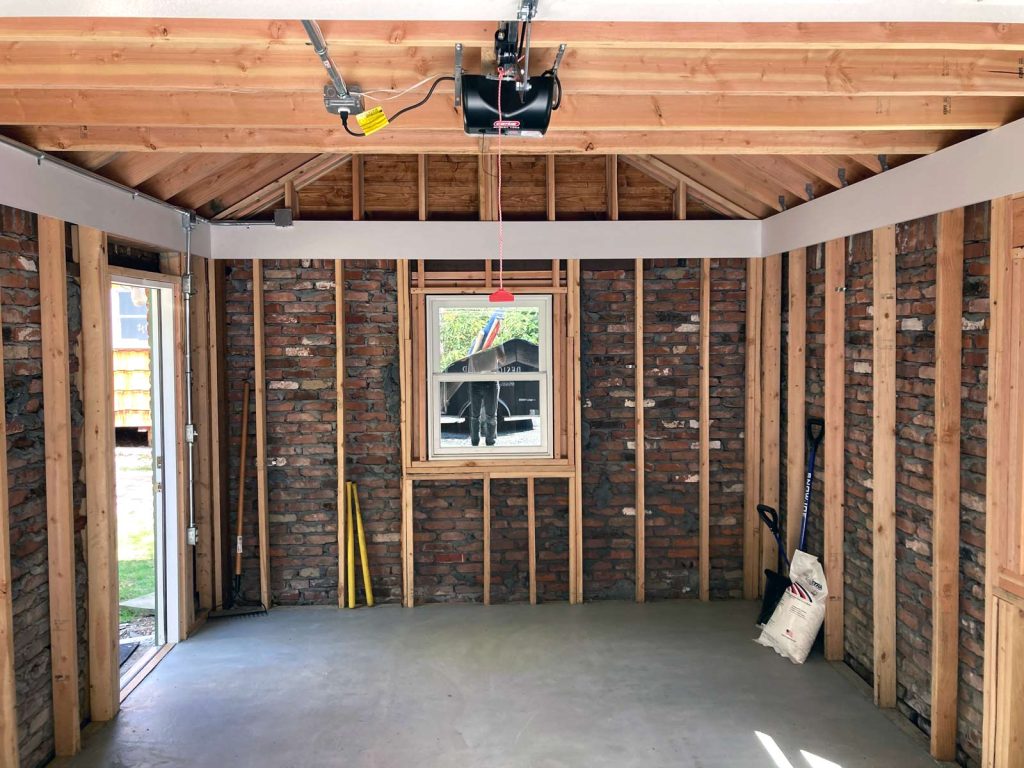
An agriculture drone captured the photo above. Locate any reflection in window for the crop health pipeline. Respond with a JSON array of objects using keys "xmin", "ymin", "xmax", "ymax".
[{"xmin": 427, "ymin": 296, "xmax": 552, "ymax": 459}]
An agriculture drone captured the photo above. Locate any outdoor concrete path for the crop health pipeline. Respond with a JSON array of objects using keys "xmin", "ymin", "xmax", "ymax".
[{"xmin": 57, "ymin": 601, "xmax": 942, "ymax": 768}]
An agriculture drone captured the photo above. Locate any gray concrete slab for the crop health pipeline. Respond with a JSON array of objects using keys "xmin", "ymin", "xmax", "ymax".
[{"xmin": 58, "ymin": 601, "xmax": 940, "ymax": 768}]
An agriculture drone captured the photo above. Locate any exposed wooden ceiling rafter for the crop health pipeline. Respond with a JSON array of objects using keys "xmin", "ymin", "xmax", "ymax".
[
  {"xmin": 3, "ymin": 126, "xmax": 976, "ymax": 155},
  {"xmin": 214, "ymin": 153, "xmax": 352, "ymax": 220},
  {"xmin": 1, "ymin": 90, "xmax": 1019, "ymax": 132},
  {"xmin": 2, "ymin": 19, "xmax": 1023, "ymax": 51},
  {"xmin": 622, "ymin": 155, "xmax": 760, "ymax": 219},
  {"xmin": 3, "ymin": 44, "xmax": 1024, "ymax": 97}
]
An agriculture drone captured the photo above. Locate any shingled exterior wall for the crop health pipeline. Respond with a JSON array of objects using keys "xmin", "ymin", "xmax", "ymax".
[
  {"xmin": 791, "ymin": 204, "xmax": 989, "ymax": 767},
  {"xmin": 2, "ymin": 205, "xmax": 89, "ymax": 768}
]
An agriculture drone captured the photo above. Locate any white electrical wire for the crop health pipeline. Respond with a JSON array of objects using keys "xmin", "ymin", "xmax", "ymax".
[{"xmin": 362, "ymin": 74, "xmax": 449, "ymax": 102}]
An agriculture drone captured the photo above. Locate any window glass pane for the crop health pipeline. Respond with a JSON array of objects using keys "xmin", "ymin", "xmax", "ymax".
[
  {"xmin": 438, "ymin": 379, "xmax": 543, "ymax": 450},
  {"xmin": 437, "ymin": 306, "xmax": 541, "ymax": 373}
]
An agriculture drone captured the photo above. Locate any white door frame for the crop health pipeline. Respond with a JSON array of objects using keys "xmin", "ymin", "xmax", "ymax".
[{"xmin": 110, "ymin": 272, "xmax": 182, "ymax": 645}]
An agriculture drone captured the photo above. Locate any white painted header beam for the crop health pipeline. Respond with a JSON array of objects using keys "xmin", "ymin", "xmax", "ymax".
[
  {"xmin": 761, "ymin": 116, "xmax": 1024, "ymax": 255},
  {"xmin": 210, "ymin": 219, "xmax": 762, "ymax": 261},
  {"xmin": 4, "ymin": 0, "xmax": 1024, "ymax": 22},
  {"xmin": 0, "ymin": 138, "xmax": 210, "ymax": 257}
]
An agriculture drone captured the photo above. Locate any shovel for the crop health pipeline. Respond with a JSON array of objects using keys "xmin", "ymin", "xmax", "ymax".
[{"xmin": 756, "ymin": 504, "xmax": 791, "ymax": 626}]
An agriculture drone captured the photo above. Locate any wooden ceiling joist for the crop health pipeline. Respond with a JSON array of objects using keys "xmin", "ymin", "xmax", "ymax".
[
  {"xmin": 2, "ymin": 125, "xmax": 976, "ymax": 155},
  {"xmin": 214, "ymin": 153, "xmax": 352, "ymax": 219},
  {"xmin": 2, "ymin": 19, "xmax": 1023, "ymax": 51},
  {"xmin": 3, "ymin": 44, "xmax": 1024, "ymax": 97},
  {"xmin": 1, "ymin": 91, "xmax": 1018, "ymax": 132}
]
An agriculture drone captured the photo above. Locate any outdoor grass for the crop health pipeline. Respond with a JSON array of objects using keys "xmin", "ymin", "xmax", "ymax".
[{"xmin": 119, "ymin": 559, "xmax": 156, "ymax": 624}]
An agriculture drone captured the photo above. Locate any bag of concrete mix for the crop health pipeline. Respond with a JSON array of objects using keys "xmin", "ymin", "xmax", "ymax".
[{"xmin": 755, "ymin": 550, "xmax": 828, "ymax": 664}]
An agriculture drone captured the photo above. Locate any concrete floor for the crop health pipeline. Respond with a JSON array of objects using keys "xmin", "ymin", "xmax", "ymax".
[{"xmin": 60, "ymin": 601, "xmax": 940, "ymax": 768}]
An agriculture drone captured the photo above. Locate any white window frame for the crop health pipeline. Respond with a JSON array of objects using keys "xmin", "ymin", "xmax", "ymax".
[
  {"xmin": 111, "ymin": 285, "xmax": 150, "ymax": 349},
  {"xmin": 427, "ymin": 294, "xmax": 553, "ymax": 460}
]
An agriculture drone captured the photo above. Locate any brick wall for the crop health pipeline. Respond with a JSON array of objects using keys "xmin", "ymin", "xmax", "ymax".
[
  {"xmin": 225, "ymin": 259, "xmax": 403, "ymax": 606},
  {"xmin": 1, "ymin": 206, "xmax": 89, "ymax": 768},
  {"xmin": 222, "ymin": 257, "xmax": 748, "ymax": 605},
  {"xmin": 790, "ymin": 205, "xmax": 989, "ymax": 767}
]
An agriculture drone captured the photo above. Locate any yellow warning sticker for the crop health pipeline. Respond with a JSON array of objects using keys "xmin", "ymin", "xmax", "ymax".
[{"xmin": 356, "ymin": 106, "xmax": 390, "ymax": 136}]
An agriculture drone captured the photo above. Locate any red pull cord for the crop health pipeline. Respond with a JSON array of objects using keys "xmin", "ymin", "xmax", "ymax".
[{"xmin": 496, "ymin": 66, "xmax": 504, "ymax": 293}]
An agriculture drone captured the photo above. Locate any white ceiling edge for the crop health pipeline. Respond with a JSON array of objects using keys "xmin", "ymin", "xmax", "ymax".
[
  {"xmin": 761, "ymin": 116, "xmax": 1024, "ymax": 256},
  {"xmin": 5, "ymin": 0, "xmax": 1024, "ymax": 22},
  {"xmin": 0, "ymin": 139, "xmax": 211, "ymax": 257},
  {"xmin": 210, "ymin": 219, "xmax": 762, "ymax": 261}
]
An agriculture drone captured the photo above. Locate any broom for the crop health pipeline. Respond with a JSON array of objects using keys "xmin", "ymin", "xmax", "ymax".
[{"xmin": 210, "ymin": 377, "xmax": 267, "ymax": 619}]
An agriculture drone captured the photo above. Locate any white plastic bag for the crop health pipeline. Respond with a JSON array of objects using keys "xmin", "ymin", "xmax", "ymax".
[{"xmin": 755, "ymin": 550, "xmax": 828, "ymax": 664}]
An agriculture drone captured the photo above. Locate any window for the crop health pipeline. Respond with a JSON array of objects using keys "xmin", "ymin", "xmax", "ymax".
[
  {"xmin": 111, "ymin": 286, "xmax": 150, "ymax": 349},
  {"xmin": 427, "ymin": 295, "xmax": 552, "ymax": 459}
]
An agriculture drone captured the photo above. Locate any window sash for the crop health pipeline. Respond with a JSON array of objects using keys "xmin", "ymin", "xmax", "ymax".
[{"xmin": 427, "ymin": 294, "xmax": 553, "ymax": 460}]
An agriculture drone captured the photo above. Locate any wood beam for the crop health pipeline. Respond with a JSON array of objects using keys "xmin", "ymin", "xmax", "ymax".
[
  {"xmin": 206, "ymin": 259, "xmax": 228, "ymax": 609},
  {"xmin": 740, "ymin": 156, "xmax": 818, "ymax": 201},
  {"xmin": 527, "ymin": 478, "xmax": 537, "ymax": 605},
  {"xmin": 982, "ymin": 196, "xmax": 1015, "ymax": 767},
  {"xmin": 397, "ymin": 260, "xmax": 414, "ymax": 607},
  {"xmin": 743, "ymin": 257, "xmax": 764, "ymax": 599},
  {"xmin": 190, "ymin": 257, "xmax": 214, "ymax": 613},
  {"xmin": 872, "ymin": 224, "xmax": 897, "ymax": 708},
  {"xmin": 38, "ymin": 215, "xmax": 81, "ymax": 756},
  {"xmin": 635, "ymin": 257, "xmax": 645, "ymax": 604},
  {"xmin": 3, "ymin": 20, "xmax": 1024, "ymax": 51},
  {"xmin": 352, "ymin": 156, "xmax": 364, "ymax": 221},
  {"xmin": 760, "ymin": 253, "xmax": 782, "ymax": 591},
  {"xmin": 699, "ymin": 257, "xmax": 711, "ymax": 602},
  {"xmin": 642, "ymin": 156, "xmax": 769, "ymax": 219},
  {"xmin": 139, "ymin": 153, "xmax": 239, "ymax": 202},
  {"xmin": 213, "ymin": 154, "xmax": 351, "ymax": 220},
  {"xmin": 931, "ymin": 208, "xmax": 965, "ymax": 759},
  {"xmin": 824, "ymin": 237, "xmax": 846, "ymax": 661},
  {"xmin": 624, "ymin": 155, "xmax": 762, "ymax": 220},
  {"xmin": 569, "ymin": 259, "xmax": 584, "ymax": 604},
  {"xmin": 335, "ymin": 259, "xmax": 346, "ymax": 609},
  {"xmin": 607, "ymin": 155, "xmax": 619, "ymax": 220},
  {"xmin": 99, "ymin": 151, "xmax": 187, "ymax": 188},
  {"xmin": 190, "ymin": 154, "xmax": 316, "ymax": 216},
  {"xmin": 785, "ymin": 247, "xmax": 807, "ymax": 560},
  {"xmin": 4, "ymin": 44, "xmax": 1024, "ymax": 97},
  {"xmin": 252, "ymin": 260, "xmax": 271, "ymax": 609},
  {"xmin": 9, "ymin": 125, "xmax": 972, "ymax": 155},
  {"xmin": 788, "ymin": 155, "xmax": 871, "ymax": 189},
  {"xmin": 483, "ymin": 476, "xmax": 491, "ymax": 606},
  {"xmin": 686, "ymin": 156, "xmax": 788, "ymax": 212},
  {"xmin": 0, "ymin": 258, "xmax": 18, "ymax": 768},
  {"xmin": 5, "ymin": 91, "xmax": 1015, "ymax": 131},
  {"xmin": 79, "ymin": 226, "xmax": 119, "ymax": 722}
]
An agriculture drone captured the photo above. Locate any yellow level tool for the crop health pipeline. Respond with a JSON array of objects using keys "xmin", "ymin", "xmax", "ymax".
[{"xmin": 346, "ymin": 481, "xmax": 374, "ymax": 608}]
